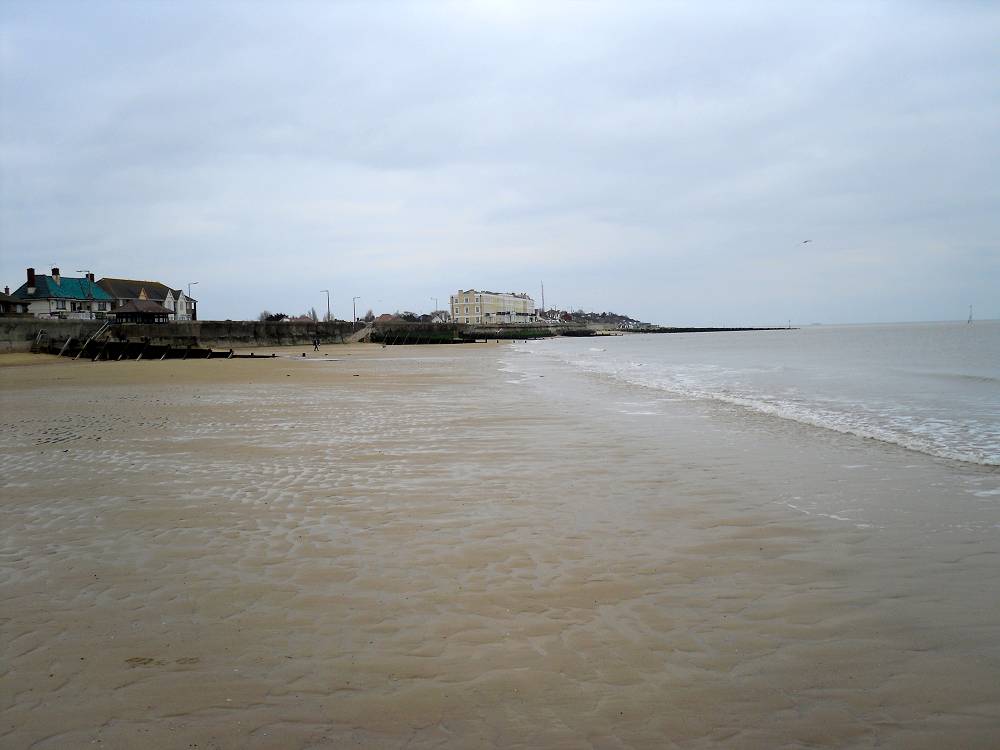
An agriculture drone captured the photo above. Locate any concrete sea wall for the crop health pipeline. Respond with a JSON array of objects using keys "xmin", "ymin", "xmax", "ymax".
[
  {"xmin": 367, "ymin": 321, "xmax": 587, "ymax": 343},
  {"xmin": 0, "ymin": 318, "xmax": 356, "ymax": 353},
  {"xmin": 1, "ymin": 319, "xmax": 103, "ymax": 353},
  {"xmin": 112, "ymin": 320, "xmax": 357, "ymax": 349}
]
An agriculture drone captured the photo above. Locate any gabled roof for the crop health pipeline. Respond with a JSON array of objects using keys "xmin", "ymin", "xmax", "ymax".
[
  {"xmin": 112, "ymin": 299, "xmax": 172, "ymax": 314},
  {"xmin": 97, "ymin": 278, "xmax": 178, "ymax": 302},
  {"xmin": 11, "ymin": 276, "xmax": 113, "ymax": 301}
]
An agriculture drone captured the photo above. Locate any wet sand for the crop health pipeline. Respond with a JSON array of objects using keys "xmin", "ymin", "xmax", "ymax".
[{"xmin": 2, "ymin": 345, "xmax": 999, "ymax": 748}]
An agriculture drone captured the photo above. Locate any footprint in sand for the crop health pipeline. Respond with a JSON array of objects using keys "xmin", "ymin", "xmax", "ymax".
[{"xmin": 125, "ymin": 656, "xmax": 200, "ymax": 667}]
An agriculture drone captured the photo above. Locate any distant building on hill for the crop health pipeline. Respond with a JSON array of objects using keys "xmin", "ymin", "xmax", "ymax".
[
  {"xmin": 97, "ymin": 278, "xmax": 197, "ymax": 321},
  {"xmin": 10, "ymin": 267, "xmax": 114, "ymax": 319},
  {"xmin": 450, "ymin": 289, "xmax": 537, "ymax": 325}
]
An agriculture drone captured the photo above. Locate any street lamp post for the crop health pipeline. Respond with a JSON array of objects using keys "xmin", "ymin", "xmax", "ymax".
[
  {"xmin": 76, "ymin": 270, "xmax": 93, "ymax": 318},
  {"xmin": 187, "ymin": 281, "xmax": 198, "ymax": 321},
  {"xmin": 320, "ymin": 289, "xmax": 331, "ymax": 322},
  {"xmin": 352, "ymin": 296, "xmax": 361, "ymax": 328}
]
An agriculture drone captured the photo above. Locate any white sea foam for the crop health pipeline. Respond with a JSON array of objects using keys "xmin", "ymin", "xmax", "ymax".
[{"xmin": 511, "ymin": 323, "xmax": 1000, "ymax": 466}]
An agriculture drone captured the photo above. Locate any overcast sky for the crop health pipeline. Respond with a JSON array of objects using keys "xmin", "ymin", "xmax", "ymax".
[{"xmin": 2, "ymin": 1, "xmax": 997, "ymax": 324}]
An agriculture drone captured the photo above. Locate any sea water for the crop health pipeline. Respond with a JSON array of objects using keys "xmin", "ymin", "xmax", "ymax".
[{"xmin": 511, "ymin": 321, "xmax": 1000, "ymax": 467}]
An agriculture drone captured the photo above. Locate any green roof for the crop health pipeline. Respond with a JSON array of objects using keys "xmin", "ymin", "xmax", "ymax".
[{"xmin": 11, "ymin": 275, "xmax": 114, "ymax": 301}]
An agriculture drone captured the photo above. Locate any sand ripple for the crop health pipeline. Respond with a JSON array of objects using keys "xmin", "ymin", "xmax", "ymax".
[{"xmin": 2, "ymin": 352, "xmax": 999, "ymax": 748}]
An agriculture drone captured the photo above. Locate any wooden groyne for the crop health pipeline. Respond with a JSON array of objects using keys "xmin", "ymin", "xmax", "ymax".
[
  {"xmin": 30, "ymin": 331, "xmax": 276, "ymax": 361},
  {"xmin": 641, "ymin": 327, "xmax": 795, "ymax": 333}
]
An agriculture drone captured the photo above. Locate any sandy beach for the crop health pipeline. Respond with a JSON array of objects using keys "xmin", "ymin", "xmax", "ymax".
[{"xmin": 2, "ymin": 343, "xmax": 999, "ymax": 749}]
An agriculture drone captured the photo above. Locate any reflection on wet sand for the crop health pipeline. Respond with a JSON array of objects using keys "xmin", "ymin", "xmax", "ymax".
[{"xmin": 1, "ymin": 345, "xmax": 999, "ymax": 748}]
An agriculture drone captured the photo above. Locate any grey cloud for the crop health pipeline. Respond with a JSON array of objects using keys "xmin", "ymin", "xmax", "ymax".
[{"xmin": 1, "ymin": 1, "xmax": 997, "ymax": 323}]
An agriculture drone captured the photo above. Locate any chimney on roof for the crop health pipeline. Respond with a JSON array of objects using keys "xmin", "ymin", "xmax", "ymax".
[
  {"xmin": 51, "ymin": 267, "xmax": 60, "ymax": 285},
  {"xmin": 4, "ymin": 286, "xmax": 8, "ymax": 295},
  {"xmin": 26, "ymin": 268, "xmax": 36, "ymax": 295},
  {"xmin": 87, "ymin": 273, "xmax": 95, "ymax": 283}
]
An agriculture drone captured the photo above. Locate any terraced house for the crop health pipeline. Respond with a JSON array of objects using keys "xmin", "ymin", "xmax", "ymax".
[
  {"xmin": 450, "ymin": 289, "xmax": 537, "ymax": 324},
  {"xmin": 11, "ymin": 267, "xmax": 114, "ymax": 319},
  {"xmin": 97, "ymin": 277, "xmax": 197, "ymax": 321}
]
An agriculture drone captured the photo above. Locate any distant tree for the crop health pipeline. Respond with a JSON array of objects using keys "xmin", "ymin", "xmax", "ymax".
[
  {"xmin": 261, "ymin": 312, "xmax": 287, "ymax": 322},
  {"xmin": 364, "ymin": 309, "xmax": 375, "ymax": 322},
  {"xmin": 309, "ymin": 307, "xmax": 319, "ymax": 322},
  {"xmin": 258, "ymin": 310, "xmax": 271, "ymax": 322}
]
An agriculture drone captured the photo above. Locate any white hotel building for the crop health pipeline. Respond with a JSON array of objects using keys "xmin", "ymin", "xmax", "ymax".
[{"xmin": 450, "ymin": 289, "xmax": 537, "ymax": 324}]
